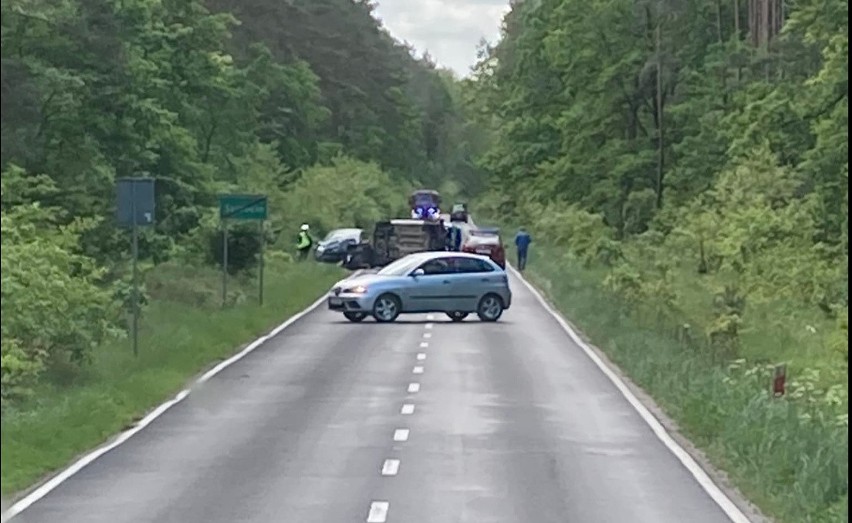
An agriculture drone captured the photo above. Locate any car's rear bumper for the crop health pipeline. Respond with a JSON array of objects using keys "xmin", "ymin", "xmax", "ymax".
[{"xmin": 502, "ymin": 290, "xmax": 512, "ymax": 310}]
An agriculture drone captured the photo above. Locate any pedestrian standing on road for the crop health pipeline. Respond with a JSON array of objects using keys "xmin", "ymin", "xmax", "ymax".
[
  {"xmin": 450, "ymin": 224, "xmax": 463, "ymax": 251},
  {"xmin": 514, "ymin": 227, "xmax": 532, "ymax": 270},
  {"xmin": 296, "ymin": 223, "xmax": 313, "ymax": 261}
]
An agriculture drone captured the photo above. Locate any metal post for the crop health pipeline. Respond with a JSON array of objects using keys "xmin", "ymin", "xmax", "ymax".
[
  {"xmin": 258, "ymin": 220, "xmax": 264, "ymax": 306},
  {"xmin": 222, "ymin": 222, "xmax": 229, "ymax": 308},
  {"xmin": 130, "ymin": 184, "xmax": 139, "ymax": 357}
]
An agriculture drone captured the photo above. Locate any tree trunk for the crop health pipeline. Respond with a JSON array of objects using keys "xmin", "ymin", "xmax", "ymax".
[
  {"xmin": 734, "ymin": 0, "xmax": 742, "ymax": 82},
  {"xmin": 715, "ymin": 0, "xmax": 724, "ymax": 43},
  {"xmin": 734, "ymin": 0, "xmax": 741, "ymax": 37},
  {"xmin": 655, "ymin": 22, "xmax": 665, "ymax": 209},
  {"xmin": 202, "ymin": 120, "xmax": 218, "ymax": 164},
  {"xmin": 716, "ymin": 0, "xmax": 728, "ymax": 104}
]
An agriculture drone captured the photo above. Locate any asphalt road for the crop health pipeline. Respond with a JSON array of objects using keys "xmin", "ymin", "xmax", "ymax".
[{"xmin": 8, "ymin": 270, "xmax": 738, "ymax": 523}]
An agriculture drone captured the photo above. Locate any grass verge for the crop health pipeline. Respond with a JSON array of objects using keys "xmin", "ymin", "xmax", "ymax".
[
  {"xmin": 1, "ymin": 260, "xmax": 343, "ymax": 496},
  {"xmin": 511, "ymin": 243, "xmax": 847, "ymax": 523}
]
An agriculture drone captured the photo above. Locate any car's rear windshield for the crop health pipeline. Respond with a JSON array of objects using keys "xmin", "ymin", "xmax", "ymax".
[
  {"xmin": 470, "ymin": 227, "xmax": 498, "ymax": 235},
  {"xmin": 467, "ymin": 235, "xmax": 500, "ymax": 246},
  {"xmin": 323, "ymin": 229, "xmax": 359, "ymax": 242},
  {"xmin": 414, "ymin": 196, "xmax": 437, "ymax": 206}
]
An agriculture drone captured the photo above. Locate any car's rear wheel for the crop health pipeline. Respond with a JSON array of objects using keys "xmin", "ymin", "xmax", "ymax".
[
  {"xmin": 344, "ymin": 312, "xmax": 367, "ymax": 322},
  {"xmin": 477, "ymin": 294, "xmax": 504, "ymax": 322},
  {"xmin": 372, "ymin": 294, "xmax": 401, "ymax": 323},
  {"xmin": 447, "ymin": 311, "xmax": 469, "ymax": 322}
]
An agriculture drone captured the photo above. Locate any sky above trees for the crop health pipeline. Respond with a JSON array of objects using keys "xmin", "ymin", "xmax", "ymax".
[{"xmin": 373, "ymin": 0, "xmax": 510, "ymax": 76}]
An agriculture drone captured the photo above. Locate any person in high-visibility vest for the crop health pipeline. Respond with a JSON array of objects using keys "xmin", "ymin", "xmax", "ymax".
[{"xmin": 296, "ymin": 223, "xmax": 313, "ymax": 260}]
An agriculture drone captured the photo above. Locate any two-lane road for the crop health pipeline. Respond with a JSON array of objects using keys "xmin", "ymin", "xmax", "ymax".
[{"xmin": 7, "ymin": 269, "xmax": 742, "ymax": 523}]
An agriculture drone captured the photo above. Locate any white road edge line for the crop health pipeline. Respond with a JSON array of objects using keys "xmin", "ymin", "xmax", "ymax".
[
  {"xmin": 419, "ymin": 341, "xmax": 429, "ymax": 348},
  {"xmin": 401, "ymin": 404, "xmax": 415, "ymax": 415},
  {"xmin": 425, "ymin": 323, "xmax": 434, "ymax": 329},
  {"xmin": 367, "ymin": 501, "xmax": 390, "ymax": 523},
  {"xmin": 412, "ymin": 366, "xmax": 424, "ymax": 374},
  {"xmin": 1, "ymin": 270, "xmax": 366, "ymax": 523},
  {"xmin": 393, "ymin": 429, "xmax": 410, "ymax": 442},
  {"xmin": 381, "ymin": 459, "xmax": 400, "ymax": 476},
  {"xmin": 507, "ymin": 263, "xmax": 752, "ymax": 523},
  {"xmin": 407, "ymin": 382, "xmax": 420, "ymax": 393},
  {"xmin": 416, "ymin": 353, "xmax": 426, "ymax": 360},
  {"xmin": 423, "ymin": 332, "xmax": 432, "ymax": 339}
]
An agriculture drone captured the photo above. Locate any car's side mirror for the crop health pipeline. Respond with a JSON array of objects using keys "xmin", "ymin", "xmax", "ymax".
[{"xmin": 411, "ymin": 268, "xmax": 425, "ymax": 277}]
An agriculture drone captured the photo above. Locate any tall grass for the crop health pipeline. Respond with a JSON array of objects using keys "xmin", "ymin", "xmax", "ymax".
[
  {"xmin": 1, "ymin": 260, "xmax": 343, "ymax": 495},
  {"xmin": 517, "ymin": 244, "xmax": 848, "ymax": 523}
]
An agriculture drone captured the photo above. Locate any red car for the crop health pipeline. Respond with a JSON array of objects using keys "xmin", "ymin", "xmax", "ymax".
[{"xmin": 462, "ymin": 228, "xmax": 506, "ymax": 269}]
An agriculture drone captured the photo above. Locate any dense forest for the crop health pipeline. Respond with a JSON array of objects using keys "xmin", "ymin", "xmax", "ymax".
[
  {"xmin": 0, "ymin": 0, "xmax": 485, "ymax": 402},
  {"xmin": 469, "ymin": 0, "xmax": 847, "ymax": 520}
]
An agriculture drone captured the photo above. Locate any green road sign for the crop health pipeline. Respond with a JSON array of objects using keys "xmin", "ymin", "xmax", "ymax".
[{"xmin": 219, "ymin": 194, "xmax": 268, "ymax": 220}]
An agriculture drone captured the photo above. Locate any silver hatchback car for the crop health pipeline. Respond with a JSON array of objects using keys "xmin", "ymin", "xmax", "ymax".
[{"xmin": 327, "ymin": 251, "xmax": 512, "ymax": 323}]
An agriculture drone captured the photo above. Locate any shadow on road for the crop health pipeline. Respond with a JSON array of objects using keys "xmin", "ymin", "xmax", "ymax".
[{"xmin": 328, "ymin": 319, "xmax": 516, "ymax": 326}]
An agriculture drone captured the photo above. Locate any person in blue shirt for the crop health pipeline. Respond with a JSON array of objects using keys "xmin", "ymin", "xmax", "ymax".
[{"xmin": 514, "ymin": 227, "xmax": 532, "ymax": 270}]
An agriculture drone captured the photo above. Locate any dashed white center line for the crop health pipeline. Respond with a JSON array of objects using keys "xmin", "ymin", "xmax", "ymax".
[
  {"xmin": 367, "ymin": 501, "xmax": 390, "ymax": 522},
  {"xmin": 367, "ymin": 315, "xmax": 436, "ymax": 520},
  {"xmin": 381, "ymin": 459, "xmax": 400, "ymax": 476}
]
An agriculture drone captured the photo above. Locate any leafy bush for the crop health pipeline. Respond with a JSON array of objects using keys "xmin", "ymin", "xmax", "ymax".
[
  {"xmin": 0, "ymin": 339, "xmax": 45, "ymax": 406},
  {"xmin": 207, "ymin": 222, "xmax": 267, "ymax": 275},
  {"xmin": 603, "ymin": 263, "xmax": 645, "ymax": 305},
  {"xmin": 528, "ymin": 203, "xmax": 612, "ymax": 265},
  {"xmin": 1, "ymin": 198, "xmax": 120, "ymax": 403},
  {"xmin": 829, "ymin": 309, "xmax": 848, "ymax": 366}
]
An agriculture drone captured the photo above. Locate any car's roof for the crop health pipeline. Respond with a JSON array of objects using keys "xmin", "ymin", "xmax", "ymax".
[
  {"xmin": 328, "ymin": 228, "xmax": 362, "ymax": 234},
  {"xmin": 405, "ymin": 250, "xmax": 495, "ymax": 263},
  {"xmin": 390, "ymin": 219, "xmax": 431, "ymax": 226}
]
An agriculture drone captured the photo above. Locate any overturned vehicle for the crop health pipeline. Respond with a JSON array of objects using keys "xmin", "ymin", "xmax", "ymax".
[{"xmin": 342, "ymin": 219, "xmax": 448, "ymax": 270}]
